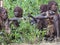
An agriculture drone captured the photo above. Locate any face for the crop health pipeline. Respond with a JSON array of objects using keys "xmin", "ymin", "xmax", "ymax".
[
  {"xmin": 1, "ymin": 10, "xmax": 8, "ymax": 20},
  {"xmin": 14, "ymin": 11, "xmax": 19, "ymax": 17},
  {"xmin": 14, "ymin": 11, "xmax": 22, "ymax": 18},
  {"xmin": 51, "ymin": 3, "xmax": 58, "ymax": 12}
]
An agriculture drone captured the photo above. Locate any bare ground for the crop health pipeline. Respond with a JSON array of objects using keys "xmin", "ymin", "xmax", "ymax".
[{"xmin": 10, "ymin": 42, "xmax": 60, "ymax": 45}]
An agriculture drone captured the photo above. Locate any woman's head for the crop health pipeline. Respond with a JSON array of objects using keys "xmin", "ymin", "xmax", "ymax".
[{"xmin": 48, "ymin": 1, "xmax": 58, "ymax": 12}]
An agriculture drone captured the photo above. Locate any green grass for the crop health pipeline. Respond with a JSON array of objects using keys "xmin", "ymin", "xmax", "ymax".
[{"xmin": 0, "ymin": 0, "xmax": 60, "ymax": 44}]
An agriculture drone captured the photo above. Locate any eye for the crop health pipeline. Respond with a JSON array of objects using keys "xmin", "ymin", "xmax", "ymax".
[{"xmin": 14, "ymin": 12, "xmax": 18, "ymax": 14}]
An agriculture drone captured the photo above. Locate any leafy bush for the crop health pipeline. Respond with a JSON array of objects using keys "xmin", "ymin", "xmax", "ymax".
[{"xmin": 0, "ymin": 0, "xmax": 60, "ymax": 44}]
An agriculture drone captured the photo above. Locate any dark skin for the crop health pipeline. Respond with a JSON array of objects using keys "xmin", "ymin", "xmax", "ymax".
[
  {"xmin": 44, "ymin": 1, "xmax": 59, "ymax": 41},
  {"xmin": 49, "ymin": 1, "xmax": 58, "ymax": 37},
  {"xmin": 40, "ymin": 4, "xmax": 48, "ymax": 13},
  {"xmin": 0, "ymin": 7, "xmax": 10, "ymax": 34},
  {"xmin": 14, "ymin": 6, "xmax": 23, "ymax": 18},
  {"xmin": 10, "ymin": 6, "xmax": 23, "ymax": 39},
  {"xmin": 38, "ymin": 4, "xmax": 48, "ymax": 30},
  {"xmin": 28, "ymin": 4, "xmax": 48, "ymax": 30},
  {"xmin": 12, "ymin": 6, "xmax": 23, "ymax": 27}
]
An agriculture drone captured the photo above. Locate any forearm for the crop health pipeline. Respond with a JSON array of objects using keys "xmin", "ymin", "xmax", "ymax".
[
  {"xmin": 5, "ymin": 20, "xmax": 11, "ymax": 34},
  {"xmin": 35, "ymin": 15, "xmax": 49, "ymax": 19}
]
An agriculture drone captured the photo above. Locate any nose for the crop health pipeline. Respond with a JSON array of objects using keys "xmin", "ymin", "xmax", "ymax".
[{"xmin": 14, "ymin": 12, "xmax": 18, "ymax": 16}]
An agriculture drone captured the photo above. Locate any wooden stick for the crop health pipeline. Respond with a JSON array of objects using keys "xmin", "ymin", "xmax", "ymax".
[{"xmin": 0, "ymin": 0, "xmax": 3, "ymax": 7}]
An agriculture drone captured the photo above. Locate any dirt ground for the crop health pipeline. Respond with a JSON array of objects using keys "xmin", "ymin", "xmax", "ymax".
[{"xmin": 10, "ymin": 42, "xmax": 60, "ymax": 45}]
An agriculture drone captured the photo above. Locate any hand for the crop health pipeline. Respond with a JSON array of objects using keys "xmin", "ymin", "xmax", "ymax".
[{"xmin": 28, "ymin": 13, "xmax": 32, "ymax": 17}]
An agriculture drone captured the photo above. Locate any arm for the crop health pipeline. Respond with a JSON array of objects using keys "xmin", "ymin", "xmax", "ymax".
[
  {"xmin": 53, "ymin": 15, "xmax": 59, "ymax": 37},
  {"xmin": 4, "ymin": 19, "xmax": 11, "ymax": 34},
  {"xmin": 9, "ymin": 17, "xmax": 22, "ymax": 21},
  {"xmin": 28, "ymin": 13, "xmax": 37, "ymax": 23}
]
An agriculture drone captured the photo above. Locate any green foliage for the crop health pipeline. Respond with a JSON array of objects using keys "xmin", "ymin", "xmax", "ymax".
[{"xmin": 1, "ymin": 0, "xmax": 60, "ymax": 44}]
